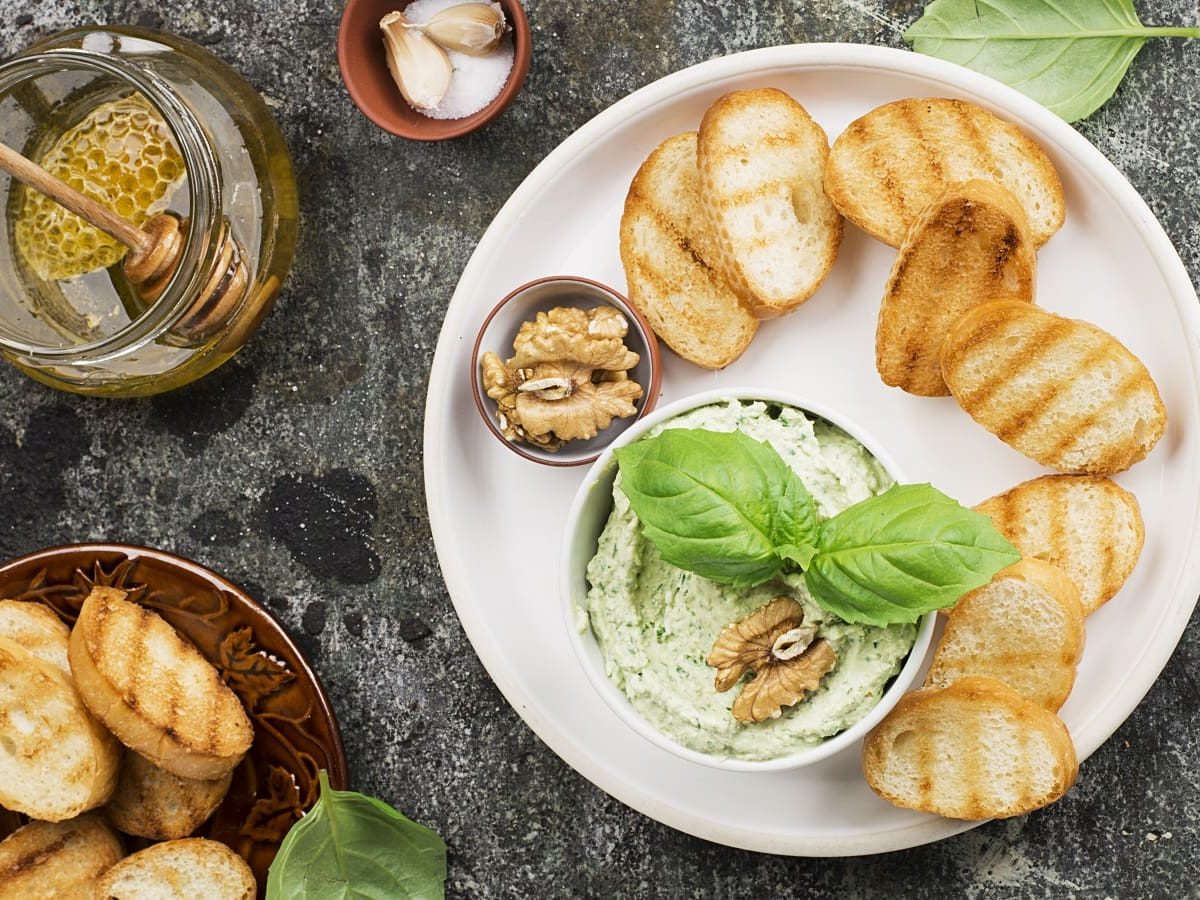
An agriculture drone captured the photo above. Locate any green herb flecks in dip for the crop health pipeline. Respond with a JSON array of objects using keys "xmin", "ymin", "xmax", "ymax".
[{"xmin": 584, "ymin": 400, "xmax": 917, "ymax": 761}]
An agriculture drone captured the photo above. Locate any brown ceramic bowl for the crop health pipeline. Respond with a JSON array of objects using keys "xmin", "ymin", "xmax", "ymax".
[
  {"xmin": 0, "ymin": 544, "xmax": 348, "ymax": 898},
  {"xmin": 471, "ymin": 275, "xmax": 662, "ymax": 467},
  {"xmin": 338, "ymin": 0, "xmax": 531, "ymax": 140}
]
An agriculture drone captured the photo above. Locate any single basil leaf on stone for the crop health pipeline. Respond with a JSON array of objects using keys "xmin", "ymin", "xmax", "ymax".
[
  {"xmin": 615, "ymin": 428, "xmax": 819, "ymax": 587},
  {"xmin": 804, "ymin": 483, "xmax": 1021, "ymax": 626},
  {"xmin": 905, "ymin": 0, "xmax": 1200, "ymax": 122},
  {"xmin": 266, "ymin": 771, "xmax": 447, "ymax": 900}
]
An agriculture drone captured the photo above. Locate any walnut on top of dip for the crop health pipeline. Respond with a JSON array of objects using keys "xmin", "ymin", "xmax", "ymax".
[{"xmin": 583, "ymin": 399, "xmax": 917, "ymax": 762}]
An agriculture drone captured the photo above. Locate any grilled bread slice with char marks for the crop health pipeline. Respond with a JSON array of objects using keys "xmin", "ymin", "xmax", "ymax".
[
  {"xmin": 68, "ymin": 587, "xmax": 253, "ymax": 781},
  {"xmin": 863, "ymin": 676, "xmax": 1078, "ymax": 819},
  {"xmin": 0, "ymin": 636, "xmax": 120, "ymax": 821},
  {"xmin": 94, "ymin": 838, "xmax": 255, "ymax": 900},
  {"xmin": 0, "ymin": 813, "xmax": 123, "ymax": 899},
  {"xmin": 926, "ymin": 559, "xmax": 1085, "ymax": 711},
  {"xmin": 975, "ymin": 475, "xmax": 1144, "ymax": 614},
  {"xmin": 825, "ymin": 97, "xmax": 1065, "ymax": 247},
  {"xmin": 876, "ymin": 179, "xmax": 1036, "ymax": 396},
  {"xmin": 0, "ymin": 598, "xmax": 70, "ymax": 674},
  {"xmin": 105, "ymin": 746, "xmax": 233, "ymax": 841},
  {"xmin": 697, "ymin": 88, "xmax": 843, "ymax": 318},
  {"xmin": 941, "ymin": 301, "xmax": 1167, "ymax": 475},
  {"xmin": 619, "ymin": 132, "xmax": 759, "ymax": 369}
]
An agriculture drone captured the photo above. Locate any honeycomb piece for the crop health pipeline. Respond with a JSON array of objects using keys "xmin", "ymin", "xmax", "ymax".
[{"xmin": 14, "ymin": 94, "xmax": 186, "ymax": 281}]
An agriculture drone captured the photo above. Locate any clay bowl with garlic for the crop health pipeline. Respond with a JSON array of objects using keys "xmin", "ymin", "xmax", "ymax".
[
  {"xmin": 561, "ymin": 388, "xmax": 938, "ymax": 773},
  {"xmin": 470, "ymin": 275, "xmax": 662, "ymax": 467},
  {"xmin": 338, "ymin": 0, "xmax": 531, "ymax": 140}
]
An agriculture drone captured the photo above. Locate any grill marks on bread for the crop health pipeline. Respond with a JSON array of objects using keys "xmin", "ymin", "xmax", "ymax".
[
  {"xmin": 0, "ymin": 814, "xmax": 123, "ymax": 897},
  {"xmin": 619, "ymin": 132, "xmax": 758, "ymax": 368},
  {"xmin": 0, "ymin": 637, "xmax": 119, "ymax": 821},
  {"xmin": 825, "ymin": 98, "xmax": 1065, "ymax": 247},
  {"xmin": 863, "ymin": 676, "xmax": 1078, "ymax": 819},
  {"xmin": 975, "ymin": 475, "xmax": 1144, "ymax": 614},
  {"xmin": 697, "ymin": 88, "xmax": 842, "ymax": 318},
  {"xmin": 0, "ymin": 600, "xmax": 71, "ymax": 674},
  {"xmin": 95, "ymin": 837, "xmax": 255, "ymax": 900},
  {"xmin": 941, "ymin": 301, "xmax": 1166, "ymax": 475},
  {"xmin": 69, "ymin": 587, "xmax": 253, "ymax": 781},
  {"xmin": 106, "ymin": 747, "xmax": 232, "ymax": 841},
  {"xmin": 876, "ymin": 180, "xmax": 1036, "ymax": 395},
  {"xmin": 926, "ymin": 559, "xmax": 1085, "ymax": 712}
]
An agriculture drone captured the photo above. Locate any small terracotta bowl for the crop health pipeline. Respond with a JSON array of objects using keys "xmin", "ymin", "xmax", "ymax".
[
  {"xmin": 337, "ymin": 0, "xmax": 531, "ymax": 140},
  {"xmin": 470, "ymin": 276, "xmax": 662, "ymax": 467}
]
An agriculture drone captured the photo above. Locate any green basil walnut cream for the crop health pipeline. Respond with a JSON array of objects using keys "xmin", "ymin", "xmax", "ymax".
[{"xmin": 582, "ymin": 400, "xmax": 1019, "ymax": 761}]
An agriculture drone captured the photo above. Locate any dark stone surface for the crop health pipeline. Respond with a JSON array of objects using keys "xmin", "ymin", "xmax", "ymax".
[{"xmin": 1, "ymin": 1, "xmax": 1197, "ymax": 896}]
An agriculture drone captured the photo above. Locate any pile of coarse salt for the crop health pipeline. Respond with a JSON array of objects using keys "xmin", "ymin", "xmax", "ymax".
[{"xmin": 403, "ymin": 0, "xmax": 515, "ymax": 120}]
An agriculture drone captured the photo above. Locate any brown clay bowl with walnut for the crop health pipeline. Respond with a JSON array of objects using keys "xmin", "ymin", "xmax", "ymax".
[
  {"xmin": 0, "ymin": 544, "xmax": 348, "ymax": 898},
  {"xmin": 471, "ymin": 275, "xmax": 662, "ymax": 467}
]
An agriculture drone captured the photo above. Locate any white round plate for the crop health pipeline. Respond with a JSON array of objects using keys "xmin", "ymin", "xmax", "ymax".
[{"xmin": 424, "ymin": 44, "xmax": 1200, "ymax": 856}]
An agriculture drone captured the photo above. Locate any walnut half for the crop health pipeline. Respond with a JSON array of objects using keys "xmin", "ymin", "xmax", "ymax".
[
  {"xmin": 707, "ymin": 598, "xmax": 837, "ymax": 724},
  {"xmin": 480, "ymin": 306, "xmax": 643, "ymax": 450}
]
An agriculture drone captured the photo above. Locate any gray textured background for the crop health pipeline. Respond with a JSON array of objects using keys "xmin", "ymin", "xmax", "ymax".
[{"xmin": 1, "ymin": 1, "xmax": 1198, "ymax": 896}]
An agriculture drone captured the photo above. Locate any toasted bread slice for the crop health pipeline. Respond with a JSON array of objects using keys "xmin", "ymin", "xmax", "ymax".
[
  {"xmin": 68, "ymin": 587, "xmax": 253, "ymax": 781},
  {"xmin": 941, "ymin": 301, "xmax": 1167, "ymax": 474},
  {"xmin": 106, "ymin": 747, "xmax": 232, "ymax": 840},
  {"xmin": 975, "ymin": 475, "xmax": 1144, "ymax": 614},
  {"xmin": 825, "ymin": 98, "xmax": 1065, "ymax": 247},
  {"xmin": 0, "ymin": 636, "xmax": 119, "ymax": 821},
  {"xmin": 0, "ymin": 599, "xmax": 70, "ymax": 673},
  {"xmin": 696, "ymin": 88, "xmax": 842, "ymax": 318},
  {"xmin": 94, "ymin": 838, "xmax": 254, "ymax": 900},
  {"xmin": 620, "ymin": 132, "xmax": 759, "ymax": 368},
  {"xmin": 863, "ymin": 676, "xmax": 1078, "ymax": 819},
  {"xmin": 927, "ymin": 559, "xmax": 1084, "ymax": 711},
  {"xmin": 0, "ymin": 813, "xmax": 123, "ymax": 899},
  {"xmin": 876, "ymin": 180, "xmax": 1036, "ymax": 396}
]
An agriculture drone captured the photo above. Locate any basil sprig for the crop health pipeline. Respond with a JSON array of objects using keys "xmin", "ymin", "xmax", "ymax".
[
  {"xmin": 615, "ymin": 429, "xmax": 818, "ymax": 587},
  {"xmin": 614, "ymin": 429, "xmax": 1019, "ymax": 626},
  {"xmin": 905, "ymin": 0, "xmax": 1199, "ymax": 122},
  {"xmin": 266, "ymin": 771, "xmax": 447, "ymax": 900}
]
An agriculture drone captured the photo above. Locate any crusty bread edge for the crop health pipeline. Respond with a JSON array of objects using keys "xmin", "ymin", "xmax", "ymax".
[
  {"xmin": 940, "ymin": 300, "xmax": 1169, "ymax": 475},
  {"xmin": 696, "ymin": 88, "xmax": 843, "ymax": 319},
  {"xmin": 68, "ymin": 590, "xmax": 249, "ymax": 782},
  {"xmin": 863, "ymin": 676, "xmax": 1079, "ymax": 819},
  {"xmin": 95, "ymin": 837, "xmax": 255, "ymax": 899},
  {"xmin": 0, "ymin": 636, "xmax": 120, "ymax": 821},
  {"xmin": 975, "ymin": 475, "xmax": 1146, "ymax": 613},
  {"xmin": 928, "ymin": 558, "xmax": 1085, "ymax": 710},
  {"xmin": 876, "ymin": 179, "xmax": 1036, "ymax": 396},
  {"xmin": 618, "ymin": 132, "xmax": 758, "ymax": 368},
  {"xmin": 825, "ymin": 97, "xmax": 1066, "ymax": 248}
]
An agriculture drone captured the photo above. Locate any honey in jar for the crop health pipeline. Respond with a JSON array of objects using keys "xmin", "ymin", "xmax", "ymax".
[{"xmin": 0, "ymin": 27, "xmax": 298, "ymax": 396}]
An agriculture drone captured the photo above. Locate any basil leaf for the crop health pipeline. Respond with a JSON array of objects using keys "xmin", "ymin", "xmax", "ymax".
[
  {"xmin": 905, "ymin": 0, "xmax": 1199, "ymax": 122},
  {"xmin": 805, "ymin": 484, "xmax": 1020, "ymax": 626},
  {"xmin": 266, "ymin": 771, "xmax": 447, "ymax": 900},
  {"xmin": 615, "ymin": 428, "xmax": 819, "ymax": 587}
]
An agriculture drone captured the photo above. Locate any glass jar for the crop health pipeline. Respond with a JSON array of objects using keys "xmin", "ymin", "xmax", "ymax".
[{"xmin": 0, "ymin": 27, "xmax": 298, "ymax": 396}]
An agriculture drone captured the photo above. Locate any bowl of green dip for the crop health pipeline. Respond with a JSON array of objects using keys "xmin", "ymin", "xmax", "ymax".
[{"xmin": 562, "ymin": 388, "xmax": 938, "ymax": 771}]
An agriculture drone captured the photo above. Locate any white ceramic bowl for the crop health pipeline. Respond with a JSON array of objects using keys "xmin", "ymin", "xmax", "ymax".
[{"xmin": 561, "ymin": 387, "xmax": 938, "ymax": 772}]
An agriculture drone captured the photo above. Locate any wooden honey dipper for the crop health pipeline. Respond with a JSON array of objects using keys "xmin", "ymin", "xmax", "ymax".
[{"xmin": 0, "ymin": 139, "xmax": 249, "ymax": 341}]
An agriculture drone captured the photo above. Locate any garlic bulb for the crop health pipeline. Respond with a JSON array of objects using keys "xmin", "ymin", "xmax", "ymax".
[
  {"xmin": 423, "ymin": 2, "xmax": 507, "ymax": 57},
  {"xmin": 380, "ymin": 11, "xmax": 453, "ymax": 110}
]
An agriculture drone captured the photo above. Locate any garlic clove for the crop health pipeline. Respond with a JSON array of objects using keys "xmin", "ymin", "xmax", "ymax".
[
  {"xmin": 422, "ymin": 2, "xmax": 507, "ymax": 57},
  {"xmin": 380, "ymin": 11, "xmax": 453, "ymax": 111}
]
